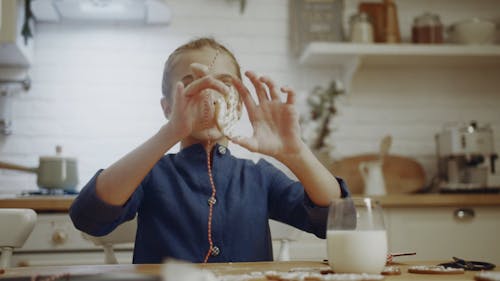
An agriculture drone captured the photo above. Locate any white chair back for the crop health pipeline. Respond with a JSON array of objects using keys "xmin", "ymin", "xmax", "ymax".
[
  {"xmin": 269, "ymin": 219, "xmax": 301, "ymax": 261},
  {"xmin": 0, "ymin": 208, "xmax": 37, "ymax": 268},
  {"xmin": 81, "ymin": 217, "xmax": 137, "ymax": 264}
]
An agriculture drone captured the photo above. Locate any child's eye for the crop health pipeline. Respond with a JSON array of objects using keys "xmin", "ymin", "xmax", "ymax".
[{"xmin": 181, "ymin": 75, "xmax": 194, "ymax": 87}]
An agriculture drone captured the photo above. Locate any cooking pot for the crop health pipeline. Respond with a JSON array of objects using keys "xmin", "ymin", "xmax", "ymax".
[
  {"xmin": 448, "ymin": 18, "xmax": 496, "ymax": 44},
  {"xmin": 0, "ymin": 146, "xmax": 78, "ymax": 190}
]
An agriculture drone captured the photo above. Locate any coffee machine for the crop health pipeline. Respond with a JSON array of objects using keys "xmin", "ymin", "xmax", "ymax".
[{"xmin": 436, "ymin": 121, "xmax": 500, "ymax": 193}]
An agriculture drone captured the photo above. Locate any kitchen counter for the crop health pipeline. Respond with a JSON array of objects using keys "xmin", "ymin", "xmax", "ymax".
[
  {"xmin": 0, "ymin": 195, "xmax": 75, "ymax": 212},
  {"xmin": 0, "ymin": 260, "xmax": 498, "ymax": 281},
  {"xmin": 372, "ymin": 193, "xmax": 500, "ymax": 208},
  {"xmin": 1, "ymin": 194, "xmax": 500, "ymax": 212}
]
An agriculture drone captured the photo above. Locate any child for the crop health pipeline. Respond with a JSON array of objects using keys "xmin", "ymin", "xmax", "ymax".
[{"xmin": 69, "ymin": 37, "xmax": 350, "ymax": 264}]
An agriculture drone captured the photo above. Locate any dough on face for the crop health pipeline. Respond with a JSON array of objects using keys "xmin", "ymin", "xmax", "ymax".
[{"xmin": 214, "ymin": 85, "xmax": 240, "ymax": 138}]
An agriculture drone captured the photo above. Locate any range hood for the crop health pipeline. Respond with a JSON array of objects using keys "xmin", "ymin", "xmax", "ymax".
[{"xmin": 32, "ymin": 0, "xmax": 171, "ymax": 24}]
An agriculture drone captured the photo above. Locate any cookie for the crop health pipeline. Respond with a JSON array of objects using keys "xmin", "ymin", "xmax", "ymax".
[
  {"xmin": 320, "ymin": 273, "xmax": 385, "ymax": 280},
  {"xmin": 381, "ymin": 266, "xmax": 401, "ymax": 275},
  {"xmin": 289, "ymin": 267, "xmax": 334, "ymax": 275},
  {"xmin": 263, "ymin": 271, "xmax": 282, "ymax": 280},
  {"xmin": 475, "ymin": 272, "xmax": 500, "ymax": 281},
  {"xmin": 303, "ymin": 273, "xmax": 323, "ymax": 281},
  {"xmin": 219, "ymin": 273, "xmax": 267, "ymax": 281},
  {"xmin": 214, "ymin": 85, "xmax": 240, "ymax": 138},
  {"xmin": 407, "ymin": 265, "xmax": 465, "ymax": 274}
]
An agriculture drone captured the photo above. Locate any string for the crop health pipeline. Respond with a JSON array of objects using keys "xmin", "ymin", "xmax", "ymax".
[{"xmin": 203, "ymin": 48, "xmax": 220, "ymax": 263}]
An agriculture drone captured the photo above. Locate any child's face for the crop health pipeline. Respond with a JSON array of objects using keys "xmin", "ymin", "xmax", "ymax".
[{"xmin": 168, "ymin": 46, "xmax": 241, "ymax": 141}]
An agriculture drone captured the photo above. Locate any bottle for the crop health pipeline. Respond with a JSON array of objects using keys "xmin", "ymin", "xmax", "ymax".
[
  {"xmin": 383, "ymin": 0, "xmax": 401, "ymax": 43},
  {"xmin": 349, "ymin": 12, "xmax": 374, "ymax": 43}
]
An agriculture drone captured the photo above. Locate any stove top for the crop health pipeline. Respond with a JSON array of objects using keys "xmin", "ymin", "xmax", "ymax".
[{"xmin": 21, "ymin": 189, "xmax": 79, "ymax": 196}]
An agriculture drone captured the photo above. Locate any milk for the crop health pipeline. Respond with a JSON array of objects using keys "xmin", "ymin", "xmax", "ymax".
[{"xmin": 327, "ymin": 230, "xmax": 388, "ymax": 274}]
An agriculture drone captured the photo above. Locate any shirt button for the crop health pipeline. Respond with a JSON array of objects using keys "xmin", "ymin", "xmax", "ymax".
[
  {"xmin": 217, "ymin": 145, "xmax": 227, "ymax": 155},
  {"xmin": 207, "ymin": 196, "xmax": 216, "ymax": 206},
  {"xmin": 211, "ymin": 246, "xmax": 220, "ymax": 256}
]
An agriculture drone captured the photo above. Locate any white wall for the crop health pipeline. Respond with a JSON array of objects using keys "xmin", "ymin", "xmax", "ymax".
[{"xmin": 0, "ymin": 0, "xmax": 499, "ymax": 194}]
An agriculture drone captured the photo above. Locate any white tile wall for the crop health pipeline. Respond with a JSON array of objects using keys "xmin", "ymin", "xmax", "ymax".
[{"xmin": 0, "ymin": 0, "xmax": 499, "ymax": 196}]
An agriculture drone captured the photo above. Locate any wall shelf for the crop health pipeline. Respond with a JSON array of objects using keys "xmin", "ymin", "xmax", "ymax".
[{"xmin": 299, "ymin": 42, "xmax": 500, "ymax": 91}]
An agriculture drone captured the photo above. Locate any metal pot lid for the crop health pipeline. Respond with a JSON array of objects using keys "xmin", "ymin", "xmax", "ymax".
[
  {"xmin": 39, "ymin": 145, "xmax": 78, "ymax": 162},
  {"xmin": 39, "ymin": 156, "xmax": 77, "ymax": 162}
]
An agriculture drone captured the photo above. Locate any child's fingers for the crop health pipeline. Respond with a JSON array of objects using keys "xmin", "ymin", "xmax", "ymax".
[
  {"xmin": 190, "ymin": 63, "xmax": 210, "ymax": 79},
  {"xmin": 173, "ymin": 81, "xmax": 185, "ymax": 103},
  {"xmin": 231, "ymin": 76, "xmax": 257, "ymax": 119},
  {"xmin": 229, "ymin": 135, "xmax": 258, "ymax": 153},
  {"xmin": 259, "ymin": 76, "xmax": 280, "ymax": 101},
  {"xmin": 281, "ymin": 86, "xmax": 296, "ymax": 105},
  {"xmin": 184, "ymin": 76, "xmax": 230, "ymax": 97},
  {"xmin": 245, "ymin": 71, "xmax": 268, "ymax": 104}
]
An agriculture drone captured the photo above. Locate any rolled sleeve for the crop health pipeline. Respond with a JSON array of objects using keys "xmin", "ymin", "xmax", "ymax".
[
  {"xmin": 69, "ymin": 169, "xmax": 141, "ymax": 236},
  {"xmin": 337, "ymin": 177, "xmax": 351, "ymax": 198},
  {"xmin": 302, "ymin": 176, "xmax": 350, "ymax": 238}
]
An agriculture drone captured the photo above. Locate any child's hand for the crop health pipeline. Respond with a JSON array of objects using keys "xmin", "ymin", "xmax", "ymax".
[
  {"xmin": 168, "ymin": 63, "xmax": 230, "ymax": 138},
  {"xmin": 229, "ymin": 71, "xmax": 304, "ymax": 158}
]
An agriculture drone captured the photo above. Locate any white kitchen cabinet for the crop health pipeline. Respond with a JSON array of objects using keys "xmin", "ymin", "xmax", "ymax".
[
  {"xmin": 386, "ymin": 206, "xmax": 500, "ymax": 265},
  {"xmin": 0, "ymin": 0, "xmax": 34, "ymax": 66}
]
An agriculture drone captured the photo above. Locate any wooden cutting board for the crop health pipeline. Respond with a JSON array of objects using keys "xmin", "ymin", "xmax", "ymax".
[{"xmin": 331, "ymin": 154, "xmax": 426, "ymax": 194}]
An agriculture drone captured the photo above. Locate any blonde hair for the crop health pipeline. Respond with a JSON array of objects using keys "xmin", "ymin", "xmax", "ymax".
[{"xmin": 161, "ymin": 37, "xmax": 242, "ymax": 101}]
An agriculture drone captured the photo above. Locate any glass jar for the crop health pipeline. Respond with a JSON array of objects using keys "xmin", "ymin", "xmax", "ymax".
[
  {"xmin": 349, "ymin": 12, "xmax": 374, "ymax": 43},
  {"xmin": 412, "ymin": 12, "xmax": 443, "ymax": 43}
]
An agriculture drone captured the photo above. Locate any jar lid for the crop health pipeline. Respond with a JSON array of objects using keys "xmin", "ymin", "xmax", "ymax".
[
  {"xmin": 413, "ymin": 12, "xmax": 441, "ymax": 26},
  {"xmin": 350, "ymin": 12, "xmax": 371, "ymax": 23}
]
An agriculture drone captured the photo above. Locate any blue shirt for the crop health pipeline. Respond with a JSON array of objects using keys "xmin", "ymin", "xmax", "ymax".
[{"xmin": 69, "ymin": 143, "xmax": 350, "ymax": 263}]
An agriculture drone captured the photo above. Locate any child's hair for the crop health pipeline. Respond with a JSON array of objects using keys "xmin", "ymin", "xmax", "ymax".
[{"xmin": 161, "ymin": 37, "xmax": 242, "ymax": 102}]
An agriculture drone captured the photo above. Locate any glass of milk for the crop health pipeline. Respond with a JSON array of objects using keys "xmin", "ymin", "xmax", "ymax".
[{"xmin": 326, "ymin": 197, "xmax": 387, "ymax": 274}]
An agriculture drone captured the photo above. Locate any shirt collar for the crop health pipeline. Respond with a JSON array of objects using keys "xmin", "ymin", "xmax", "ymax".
[{"xmin": 175, "ymin": 142, "xmax": 231, "ymax": 161}]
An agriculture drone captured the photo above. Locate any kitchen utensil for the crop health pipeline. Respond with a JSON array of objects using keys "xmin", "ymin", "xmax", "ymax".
[
  {"xmin": 359, "ymin": 160, "xmax": 386, "ymax": 195},
  {"xmin": 331, "ymin": 154, "xmax": 426, "ymax": 194},
  {"xmin": 327, "ymin": 197, "xmax": 387, "ymax": 274},
  {"xmin": 448, "ymin": 18, "xmax": 496, "ymax": 45},
  {"xmin": 390, "ymin": 251, "xmax": 417, "ymax": 258},
  {"xmin": 387, "ymin": 252, "xmax": 416, "ymax": 263},
  {"xmin": 379, "ymin": 135, "xmax": 392, "ymax": 161},
  {"xmin": 439, "ymin": 257, "xmax": 496, "ymax": 271},
  {"xmin": 383, "ymin": 0, "xmax": 401, "ymax": 43},
  {"xmin": 0, "ymin": 146, "xmax": 78, "ymax": 191},
  {"xmin": 412, "ymin": 12, "xmax": 443, "ymax": 44}
]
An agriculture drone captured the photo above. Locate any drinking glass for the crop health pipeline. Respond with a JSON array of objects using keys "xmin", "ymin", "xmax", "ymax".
[{"xmin": 326, "ymin": 197, "xmax": 387, "ymax": 274}]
